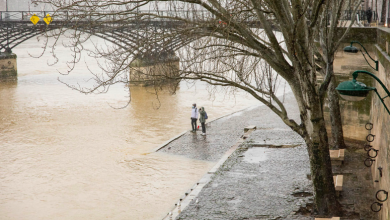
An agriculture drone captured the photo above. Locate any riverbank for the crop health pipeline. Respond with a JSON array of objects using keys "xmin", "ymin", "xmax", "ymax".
[{"xmin": 157, "ymin": 92, "xmax": 377, "ymax": 219}]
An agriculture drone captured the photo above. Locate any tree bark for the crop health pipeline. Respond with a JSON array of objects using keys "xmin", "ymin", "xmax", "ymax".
[
  {"xmin": 327, "ymin": 77, "xmax": 346, "ymax": 149},
  {"xmin": 290, "ymin": 80, "xmax": 341, "ymax": 216},
  {"xmin": 305, "ymin": 114, "xmax": 341, "ymax": 216},
  {"xmin": 381, "ymin": 0, "xmax": 387, "ymax": 23}
]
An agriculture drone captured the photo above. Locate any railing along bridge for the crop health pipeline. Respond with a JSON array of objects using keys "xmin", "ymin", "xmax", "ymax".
[
  {"xmin": 0, "ymin": 9, "xmax": 377, "ymax": 54},
  {"xmin": 0, "ymin": 10, "xmax": 204, "ymax": 55}
]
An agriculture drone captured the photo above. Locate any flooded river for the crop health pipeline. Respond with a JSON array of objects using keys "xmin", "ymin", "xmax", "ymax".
[{"xmin": 0, "ymin": 37, "xmax": 262, "ymax": 219}]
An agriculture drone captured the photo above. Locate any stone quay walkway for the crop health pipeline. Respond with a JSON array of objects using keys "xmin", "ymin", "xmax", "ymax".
[{"xmin": 157, "ymin": 93, "xmax": 316, "ymax": 219}]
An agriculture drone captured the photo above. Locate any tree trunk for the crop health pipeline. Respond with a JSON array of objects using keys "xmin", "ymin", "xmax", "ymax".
[
  {"xmin": 327, "ymin": 76, "xmax": 347, "ymax": 149},
  {"xmin": 304, "ymin": 108, "xmax": 341, "ymax": 216},
  {"xmin": 381, "ymin": 0, "xmax": 387, "ymax": 23},
  {"xmin": 290, "ymin": 81, "xmax": 341, "ymax": 216}
]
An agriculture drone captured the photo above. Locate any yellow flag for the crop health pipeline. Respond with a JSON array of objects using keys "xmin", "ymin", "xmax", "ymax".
[
  {"xmin": 43, "ymin": 14, "xmax": 53, "ymax": 25},
  {"xmin": 30, "ymin": 14, "xmax": 40, "ymax": 25}
]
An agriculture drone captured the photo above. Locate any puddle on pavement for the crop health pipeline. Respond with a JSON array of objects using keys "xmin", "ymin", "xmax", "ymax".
[
  {"xmin": 242, "ymin": 148, "xmax": 273, "ymax": 163},
  {"xmin": 242, "ymin": 144, "xmax": 301, "ymax": 163}
]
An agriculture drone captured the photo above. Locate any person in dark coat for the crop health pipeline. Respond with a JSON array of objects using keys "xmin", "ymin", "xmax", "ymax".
[
  {"xmin": 366, "ymin": 7, "xmax": 373, "ymax": 25},
  {"xmin": 199, "ymin": 107, "xmax": 207, "ymax": 136}
]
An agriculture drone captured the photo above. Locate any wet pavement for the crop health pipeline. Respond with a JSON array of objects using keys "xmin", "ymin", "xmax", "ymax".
[
  {"xmin": 158, "ymin": 92, "xmax": 377, "ymax": 220},
  {"xmin": 158, "ymin": 93, "xmax": 314, "ymax": 219},
  {"xmin": 175, "ymin": 144, "xmax": 313, "ymax": 220},
  {"xmin": 158, "ymin": 93, "xmax": 301, "ymax": 162}
]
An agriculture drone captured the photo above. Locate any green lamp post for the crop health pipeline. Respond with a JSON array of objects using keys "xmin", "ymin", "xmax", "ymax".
[
  {"xmin": 336, "ymin": 70, "xmax": 390, "ymax": 115},
  {"xmin": 343, "ymin": 41, "xmax": 379, "ymax": 71}
]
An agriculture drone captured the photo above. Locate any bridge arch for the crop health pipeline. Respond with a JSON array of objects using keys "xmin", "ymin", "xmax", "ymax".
[{"xmin": 1, "ymin": 12, "xmax": 196, "ymax": 56}]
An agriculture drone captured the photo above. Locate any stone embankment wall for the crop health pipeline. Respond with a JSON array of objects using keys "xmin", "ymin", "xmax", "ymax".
[
  {"xmin": 371, "ymin": 28, "xmax": 390, "ymax": 220},
  {"xmin": 332, "ymin": 27, "xmax": 390, "ymax": 218},
  {"xmin": 319, "ymin": 27, "xmax": 378, "ymax": 143}
]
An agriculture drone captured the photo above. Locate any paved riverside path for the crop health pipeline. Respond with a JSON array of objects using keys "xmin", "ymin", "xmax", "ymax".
[
  {"xmin": 158, "ymin": 93, "xmax": 315, "ymax": 219},
  {"xmin": 158, "ymin": 92, "xmax": 303, "ymax": 162}
]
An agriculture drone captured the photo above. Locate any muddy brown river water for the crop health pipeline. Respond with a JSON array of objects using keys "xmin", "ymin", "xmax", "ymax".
[{"xmin": 0, "ymin": 38, "xmax": 265, "ymax": 219}]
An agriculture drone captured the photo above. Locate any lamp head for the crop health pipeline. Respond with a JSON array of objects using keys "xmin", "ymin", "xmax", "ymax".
[
  {"xmin": 343, "ymin": 45, "xmax": 359, "ymax": 53},
  {"xmin": 336, "ymin": 79, "xmax": 374, "ymax": 101}
]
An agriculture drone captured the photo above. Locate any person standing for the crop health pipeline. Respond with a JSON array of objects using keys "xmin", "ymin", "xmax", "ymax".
[
  {"xmin": 191, "ymin": 103, "xmax": 198, "ymax": 132},
  {"xmin": 199, "ymin": 107, "xmax": 207, "ymax": 136},
  {"xmin": 366, "ymin": 7, "xmax": 373, "ymax": 25}
]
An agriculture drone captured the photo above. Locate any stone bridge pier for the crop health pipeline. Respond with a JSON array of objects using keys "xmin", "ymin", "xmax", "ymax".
[
  {"xmin": 129, "ymin": 50, "xmax": 180, "ymax": 86},
  {"xmin": 0, "ymin": 48, "xmax": 17, "ymax": 81}
]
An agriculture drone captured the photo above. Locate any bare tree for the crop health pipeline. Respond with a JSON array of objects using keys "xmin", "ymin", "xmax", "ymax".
[
  {"xmin": 315, "ymin": 1, "xmax": 352, "ymax": 149},
  {"xmin": 32, "ymin": 0, "xmax": 361, "ymax": 216}
]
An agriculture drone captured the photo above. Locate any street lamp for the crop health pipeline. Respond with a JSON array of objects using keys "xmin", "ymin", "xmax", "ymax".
[
  {"xmin": 343, "ymin": 41, "xmax": 379, "ymax": 71},
  {"xmin": 336, "ymin": 70, "xmax": 390, "ymax": 115}
]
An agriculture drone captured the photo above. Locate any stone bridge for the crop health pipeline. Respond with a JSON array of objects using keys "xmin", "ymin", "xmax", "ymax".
[
  {"xmin": 0, "ymin": 9, "xmax": 366, "ymax": 79},
  {"xmin": 0, "ymin": 10, "xmax": 268, "ymax": 80}
]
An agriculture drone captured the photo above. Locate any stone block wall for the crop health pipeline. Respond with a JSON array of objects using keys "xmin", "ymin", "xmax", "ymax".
[
  {"xmin": 337, "ymin": 27, "xmax": 377, "ymax": 44},
  {"xmin": 322, "ymin": 27, "xmax": 379, "ymax": 143},
  {"xmin": 332, "ymin": 27, "xmax": 390, "ymax": 219},
  {"xmin": 371, "ymin": 28, "xmax": 390, "ymax": 220},
  {"xmin": 324, "ymin": 43, "xmax": 377, "ymax": 143}
]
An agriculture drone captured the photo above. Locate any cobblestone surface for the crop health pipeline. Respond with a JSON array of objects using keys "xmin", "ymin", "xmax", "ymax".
[{"xmin": 175, "ymin": 141, "xmax": 313, "ymax": 220}]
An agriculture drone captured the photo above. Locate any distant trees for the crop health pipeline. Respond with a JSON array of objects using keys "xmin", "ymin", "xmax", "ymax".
[{"xmin": 33, "ymin": 0, "xmax": 361, "ymax": 216}]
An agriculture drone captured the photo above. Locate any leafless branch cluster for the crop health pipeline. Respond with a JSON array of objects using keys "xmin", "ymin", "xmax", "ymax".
[{"xmin": 31, "ymin": 0, "xmax": 364, "ymax": 215}]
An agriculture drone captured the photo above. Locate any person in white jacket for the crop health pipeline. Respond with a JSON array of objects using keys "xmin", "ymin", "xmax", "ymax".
[{"xmin": 191, "ymin": 103, "xmax": 198, "ymax": 132}]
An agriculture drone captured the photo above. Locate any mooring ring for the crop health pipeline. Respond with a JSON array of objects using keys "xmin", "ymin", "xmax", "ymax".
[
  {"xmin": 371, "ymin": 202, "xmax": 382, "ymax": 212},
  {"xmin": 376, "ymin": 190, "xmax": 389, "ymax": 202},
  {"xmin": 365, "ymin": 123, "xmax": 373, "ymax": 130},
  {"xmin": 367, "ymin": 148, "xmax": 379, "ymax": 158},
  {"xmin": 364, "ymin": 158, "xmax": 375, "ymax": 167},
  {"xmin": 364, "ymin": 144, "xmax": 372, "ymax": 151},
  {"xmin": 366, "ymin": 134, "xmax": 375, "ymax": 142}
]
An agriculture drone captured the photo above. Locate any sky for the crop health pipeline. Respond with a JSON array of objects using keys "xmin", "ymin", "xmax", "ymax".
[
  {"xmin": 0, "ymin": 0, "xmax": 52, "ymax": 11},
  {"xmin": 0, "ymin": 0, "xmax": 201, "ymax": 12}
]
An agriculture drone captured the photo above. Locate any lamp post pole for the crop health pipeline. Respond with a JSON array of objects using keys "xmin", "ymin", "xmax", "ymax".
[{"xmin": 344, "ymin": 41, "xmax": 379, "ymax": 71}]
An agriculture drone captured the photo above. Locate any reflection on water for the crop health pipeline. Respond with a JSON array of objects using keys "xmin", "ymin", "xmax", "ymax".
[{"xmin": 0, "ymin": 37, "xmax": 265, "ymax": 220}]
